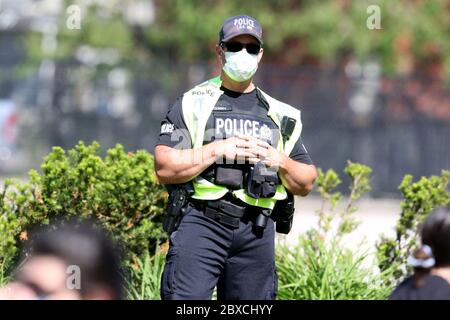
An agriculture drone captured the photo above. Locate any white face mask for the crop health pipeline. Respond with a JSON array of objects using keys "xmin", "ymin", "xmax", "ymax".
[{"xmin": 222, "ymin": 49, "xmax": 259, "ymax": 82}]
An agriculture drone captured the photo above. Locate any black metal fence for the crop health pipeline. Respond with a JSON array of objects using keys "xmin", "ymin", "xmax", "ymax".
[
  {"xmin": 3, "ymin": 60, "xmax": 450, "ymax": 196},
  {"xmin": 258, "ymin": 64, "xmax": 450, "ymax": 196}
]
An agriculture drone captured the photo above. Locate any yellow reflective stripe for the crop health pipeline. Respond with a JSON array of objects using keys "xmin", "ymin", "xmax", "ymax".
[
  {"xmin": 193, "ymin": 94, "xmax": 222, "ymax": 148},
  {"xmin": 266, "ymin": 107, "xmax": 285, "ymax": 153},
  {"xmin": 192, "ymin": 178, "xmax": 228, "ymax": 200},
  {"xmin": 274, "ymin": 184, "xmax": 288, "ymax": 200},
  {"xmin": 267, "ymin": 107, "xmax": 280, "ymax": 126},
  {"xmin": 182, "ymin": 77, "xmax": 223, "ymax": 148},
  {"xmin": 193, "ymin": 178, "xmax": 287, "ymax": 208},
  {"xmin": 182, "ymin": 99, "xmax": 196, "ymax": 146},
  {"xmin": 232, "ymin": 187, "xmax": 285, "ymax": 209},
  {"xmin": 208, "ymin": 76, "xmax": 222, "ymax": 87},
  {"xmin": 258, "ymin": 88, "xmax": 302, "ymax": 155},
  {"xmin": 232, "ymin": 190, "xmax": 275, "ymax": 209},
  {"xmin": 232, "ymin": 184, "xmax": 287, "ymax": 209}
]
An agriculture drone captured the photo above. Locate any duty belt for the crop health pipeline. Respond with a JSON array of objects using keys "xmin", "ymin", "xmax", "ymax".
[{"xmin": 193, "ymin": 194, "xmax": 247, "ymax": 229}]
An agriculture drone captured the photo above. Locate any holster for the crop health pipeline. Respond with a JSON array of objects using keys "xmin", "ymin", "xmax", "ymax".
[
  {"xmin": 163, "ymin": 183, "xmax": 194, "ymax": 234},
  {"xmin": 271, "ymin": 191, "xmax": 295, "ymax": 234}
]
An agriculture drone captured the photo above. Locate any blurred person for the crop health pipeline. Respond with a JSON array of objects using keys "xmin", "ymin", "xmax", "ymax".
[
  {"xmin": 155, "ymin": 15, "xmax": 317, "ymax": 300},
  {"xmin": 389, "ymin": 207, "xmax": 450, "ymax": 300},
  {"xmin": 0, "ymin": 221, "xmax": 123, "ymax": 300}
]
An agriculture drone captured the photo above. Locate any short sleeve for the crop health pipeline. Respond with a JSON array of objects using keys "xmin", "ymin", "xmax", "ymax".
[
  {"xmin": 288, "ymin": 137, "xmax": 313, "ymax": 165},
  {"xmin": 154, "ymin": 97, "xmax": 192, "ymax": 149}
]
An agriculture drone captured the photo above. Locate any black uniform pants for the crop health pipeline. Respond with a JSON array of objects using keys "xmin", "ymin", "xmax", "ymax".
[{"xmin": 160, "ymin": 203, "xmax": 277, "ymax": 300}]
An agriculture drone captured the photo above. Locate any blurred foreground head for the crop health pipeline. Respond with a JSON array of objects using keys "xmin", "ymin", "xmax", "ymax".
[
  {"xmin": 420, "ymin": 206, "xmax": 450, "ymax": 268},
  {"xmin": 408, "ymin": 206, "xmax": 450, "ymax": 287},
  {"xmin": 1, "ymin": 221, "xmax": 123, "ymax": 300}
]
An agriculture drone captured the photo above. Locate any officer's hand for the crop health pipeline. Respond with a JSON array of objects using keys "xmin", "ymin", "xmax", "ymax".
[
  {"xmin": 212, "ymin": 136, "xmax": 261, "ymax": 162},
  {"xmin": 237, "ymin": 135, "xmax": 285, "ymax": 169},
  {"xmin": 235, "ymin": 135, "xmax": 272, "ymax": 163},
  {"xmin": 261, "ymin": 145, "xmax": 285, "ymax": 169}
]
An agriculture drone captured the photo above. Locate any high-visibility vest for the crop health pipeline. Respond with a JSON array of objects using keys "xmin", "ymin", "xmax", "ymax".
[{"xmin": 181, "ymin": 76, "xmax": 303, "ymax": 210}]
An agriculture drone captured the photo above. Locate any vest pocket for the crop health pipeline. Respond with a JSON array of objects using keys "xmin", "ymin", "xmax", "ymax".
[{"xmin": 215, "ymin": 166, "xmax": 245, "ymax": 189}]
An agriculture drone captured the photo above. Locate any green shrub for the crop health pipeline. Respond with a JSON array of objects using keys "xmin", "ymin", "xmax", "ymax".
[
  {"xmin": 377, "ymin": 170, "xmax": 450, "ymax": 284},
  {"xmin": 313, "ymin": 161, "xmax": 372, "ymax": 243},
  {"xmin": 276, "ymin": 238, "xmax": 393, "ymax": 300},
  {"xmin": 0, "ymin": 179, "xmax": 31, "ymax": 278},
  {"xmin": 0, "ymin": 141, "xmax": 168, "ymax": 275},
  {"xmin": 277, "ymin": 161, "xmax": 394, "ymax": 300},
  {"xmin": 2, "ymin": 144, "xmax": 449, "ymax": 300}
]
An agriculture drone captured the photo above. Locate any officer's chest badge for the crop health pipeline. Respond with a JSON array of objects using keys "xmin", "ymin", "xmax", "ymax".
[{"xmin": 260, "ymin": 124, "xmax": 273, "ymax": 142}]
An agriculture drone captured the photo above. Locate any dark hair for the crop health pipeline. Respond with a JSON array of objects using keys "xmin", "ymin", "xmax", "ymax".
[
  {"xmin": 421, "ymin": 206, "xmax": 450, "ymax": 267},
  {"xmin": 21, "ymin": 220, "xmax": 123, "ymax": 299},
  {"xmin": 412, "ymin": 206, "xmax": 450, "ymax": 287}
]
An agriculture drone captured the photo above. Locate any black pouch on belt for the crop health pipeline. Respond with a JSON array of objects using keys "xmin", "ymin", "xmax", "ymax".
[
  {"xmin": 215, "ymin": 166, "xmax": 245, "ymax": 189},
  {"xmin": 206, "ymin": 198, "xmax": 246, "ymax": 218},
  {"xmin": 204, "ymin": 198, "xmax": 246, "ymax": 228},
  {"xmin": 247, "ymin": 162, "xmax": 279, "ymax": 198}
]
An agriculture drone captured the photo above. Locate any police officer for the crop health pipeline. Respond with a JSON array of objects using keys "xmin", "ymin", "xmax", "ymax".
[{"xmin": 155, "ymin": 15, "xmax": 317, "ymax": 300}]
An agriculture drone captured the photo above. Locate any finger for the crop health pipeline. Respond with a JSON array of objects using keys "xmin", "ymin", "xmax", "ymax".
[
  {"xmin": 235, "ymin": 152, "xmax": 256, "ymax": 164},
  {"xmin": 241, "ymin": 135, "xmax": 270, "ymax": 149},
  {"xmin": 250, "ymin": 146, "xmax": 269, "ymax": 158},
  {"xmin": 248, "ymin": 157, "xmax": 261, "ymax": 164},
  {"xmin": 237, "ymin": 134, "xmax": 253, "ymax": 141},
  {"xmin": 242, "ymin": 145, "xmax": 267, "ymax": 156},
  {"xmin": 234, "ymin": 139, "xmax": 247, "ymax": 148},
  {"xmin": 242, "ymin": 135, "xmax": 269, "ymax": 148},
  {"xmin": 236, "ymin": 140, "xmax": 256, "ymax": 149},
  {"xmin": 235, "ymin": 150, "xmax": 257, "ymax": 158},
  {"xmin": 256, "ymin": 140, "xmax": 270, "ymax": 149}
]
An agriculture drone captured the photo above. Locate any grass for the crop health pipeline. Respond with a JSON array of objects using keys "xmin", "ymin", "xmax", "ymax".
[
  {"xmin": 122, "ymin": 237, "xmax": 396, "ymax": 300},
  {"xmin": 124, "ymin": 247, "xmax": 166, "ymax": 300},
  {"xmin": 276, "ymin": 237, "xmax": 395, "ymax": 300}
]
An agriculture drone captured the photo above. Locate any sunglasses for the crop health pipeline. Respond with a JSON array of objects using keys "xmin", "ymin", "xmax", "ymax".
[{"xmin": 221, "ymin": 42, "xmax": 262, "ymax": 55}]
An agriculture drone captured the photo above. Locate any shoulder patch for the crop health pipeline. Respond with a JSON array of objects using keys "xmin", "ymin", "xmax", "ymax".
[{"xmin": 161, "ymin": 123, "xmax": 174, "ymax": 134}]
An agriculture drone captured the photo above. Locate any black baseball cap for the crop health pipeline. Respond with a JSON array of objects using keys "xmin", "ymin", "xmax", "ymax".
[{"xmin": 219, "ymin": 15, "xmax": 263, "ymax": 44}]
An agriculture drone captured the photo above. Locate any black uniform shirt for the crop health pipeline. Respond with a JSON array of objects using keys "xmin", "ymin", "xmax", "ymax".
[{"xmin": 156, "ymin": 86, "xmax": 313, "ymax": 165}]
